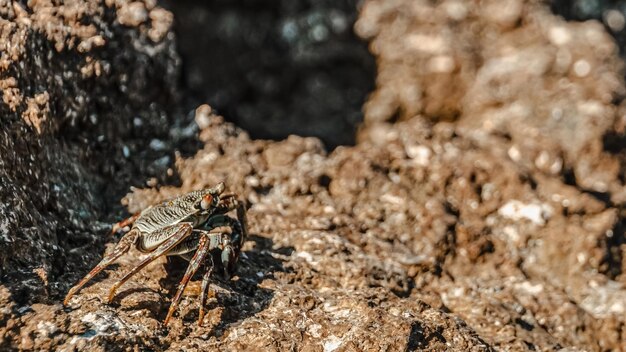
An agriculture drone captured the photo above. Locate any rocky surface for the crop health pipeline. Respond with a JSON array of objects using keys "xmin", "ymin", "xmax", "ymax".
[
  {"xmin": 1, "ymin": 0, "xmax": 626, "ymax": 351},
  {"xmin": 356, "ymin": 0, "xmax": 626, "ymax": 198},
  {"xmin": 0, "ymin": 0, "xmax": 188, "ymax": 296}
]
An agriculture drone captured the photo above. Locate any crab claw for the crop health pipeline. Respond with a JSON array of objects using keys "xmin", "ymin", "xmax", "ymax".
[{"xmin": 221, "ymin": 245, "xmax": 238, "ymax": 280}]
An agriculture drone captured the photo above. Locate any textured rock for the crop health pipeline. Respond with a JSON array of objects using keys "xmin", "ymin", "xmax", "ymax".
[
  {"xmin": 9, "ymin": 107, "xmax": 617, "ymax": 351},
  {"xmin": 356, "ymin": 0, "xmax": 626, "ymax": 199},
  {"xmin": 1, "ymin": 0, "xmax": 626, "ymax": 351},
  {"xmin": 0, "ymin": 0, "xmax": 184, "ymax": 310}
]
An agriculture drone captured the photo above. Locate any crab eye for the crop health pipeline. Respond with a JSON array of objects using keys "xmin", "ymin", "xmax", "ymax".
[{"xmin": 200, "ymin": 194, "xmax": 213, "ymax": 210}]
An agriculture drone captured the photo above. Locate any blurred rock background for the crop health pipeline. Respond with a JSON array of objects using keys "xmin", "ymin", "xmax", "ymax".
[{"xmin": 160, "ymin": 0, "xmax": 375, "ymax": 149}]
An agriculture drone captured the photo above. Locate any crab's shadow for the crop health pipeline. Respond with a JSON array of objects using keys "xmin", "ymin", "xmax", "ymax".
[{"xmin": 158, "ymin": 234, "xmax": 293, "ymax": 334}]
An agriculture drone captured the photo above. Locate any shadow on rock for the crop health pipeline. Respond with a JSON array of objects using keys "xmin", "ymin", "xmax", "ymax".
[
  {"xmin": 117, "ymin": 287, "xmax": 163, "ymax": 311},
  {"xmin": 406, "ymin": 321, "xmax": 446, "ymax": 351}
]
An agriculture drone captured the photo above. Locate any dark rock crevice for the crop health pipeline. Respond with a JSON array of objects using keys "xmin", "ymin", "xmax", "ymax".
[{"xmin": 160, "ymin": 0, "xmax": 376, "ymax": 149}]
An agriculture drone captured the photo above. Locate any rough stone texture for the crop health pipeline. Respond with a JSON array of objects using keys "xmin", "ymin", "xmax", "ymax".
[
  {"xmin": 356, "ymin": 0, "xmax": 626, "ymax": 199},
  {"xmin": 1, "ymin": 0, "xmax": 626, "ymax": 351},
  {"xmin": 0, "ymin": 0, "xmax": 189, "ymax": 315}
]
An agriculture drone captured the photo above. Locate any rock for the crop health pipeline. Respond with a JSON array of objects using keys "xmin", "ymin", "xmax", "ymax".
[
  {"xmin": 1, "ymin": 0, "xmax": 625, "ymax": 351},
  {"xmin": 356, "ymin": 0, "xmax": 626, "ymax": 199},
  {"xmin": 0, "ymin": 0, "xmax": 182, "ymax": 316}
]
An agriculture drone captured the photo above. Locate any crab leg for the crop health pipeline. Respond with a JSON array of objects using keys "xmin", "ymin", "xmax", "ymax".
[
  {"xmin": 197, "ymin": 256, "xmax": 215, "ymax": 326},
  {"xmin": 106, "ymin": 223, "xmax": 194, "ymax": 303},
  {"xmin": 197, "ymin": 216, "xmax": 245, "ymax": 326},
  {"xmin": 164, "ymin": 233, "xmax": 214, "ymax": 326},
  {"xmin": 110, "ymin": 211, "xmax": 141, "ymax": 235},
  {"xmin": 236, "ymin": 200, "xmax": 248, "ymax": 242},
  {"xmin": 168, "ymin": 214, "xmax": 245, "ymax": 326},
  {"xmin": 64, "ymin": 230, "xmax": 140, "ymax": 305}
]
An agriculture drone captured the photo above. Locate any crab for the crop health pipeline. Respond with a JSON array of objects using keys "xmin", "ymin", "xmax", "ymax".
[{"xmin": 63, "ymin": 182, "xmax": 248, "ymax": 326}]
